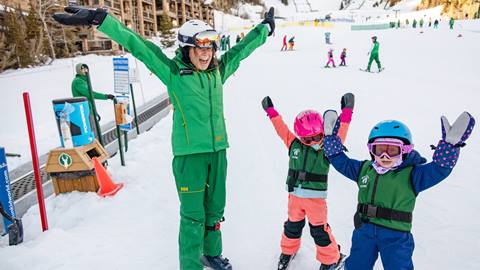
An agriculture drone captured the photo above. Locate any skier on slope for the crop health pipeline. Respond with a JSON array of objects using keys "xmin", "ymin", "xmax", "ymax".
[
  {"xmin": 339, "ymin": 48, "xmax": 347, "ymax": 66},
  {"xmin": 261, "ymin": 93, "xmax": 355, "ymax": 270},
  {"xmin": 325, "ymin": 48, "xmax": 336, "ymax": 68},
  {"xmin": 322, "ymin": 111, "xmax": 475, "ymax": 270},
  {"xmin": 53, "ymin": 6, "xmax": 276, "ymax": 270},
  {"xmin": 325, "ymin": 32, "xmax": 331, "ymax": 44},
  {"xmin": 288, "ymin": 36, "xmax": 295, "ymax": 50},
  {"xmin": 366, "ymin": 36, "xmax": 382, "ymax": 72},
  {"xmin": 281, "ymin": 35, "xmax": 288, "ymax": 51}
]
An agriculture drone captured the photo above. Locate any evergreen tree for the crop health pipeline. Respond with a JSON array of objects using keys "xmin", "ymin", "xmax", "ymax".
[
  {"xmin": 158, "ymin": 13, "xmax": 175, "ymax": 48},
  {"xmin": 25, "ymin": 0, "xmax": 43, "ymax": 63}
]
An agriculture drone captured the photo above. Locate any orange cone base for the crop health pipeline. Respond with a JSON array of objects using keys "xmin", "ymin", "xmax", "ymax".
[
  {"xmin": 98, "ymin": 182, "xmax": 124, "ymax": 197},
  {"xmin": 92, "ymin": 157, "xmax": 124, "ymax": 197}
]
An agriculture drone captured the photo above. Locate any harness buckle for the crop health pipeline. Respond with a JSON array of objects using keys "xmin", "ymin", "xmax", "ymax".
[
  {"xmin": 297, "ymin": 171, "xmax": 306, "ymax": 181},
  {"xmin": 366, "ymin": 205, "xmax": 378, "ymax": 218}
]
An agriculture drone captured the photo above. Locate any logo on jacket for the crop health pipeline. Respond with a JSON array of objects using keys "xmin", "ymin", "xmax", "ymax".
[
  {"xmin": 292, "ymin": 148, "xmax": 300, "ymax": 159},
  {"xmin": 360, "ymin": 175, "xmax": 369, "ymax": 188}
]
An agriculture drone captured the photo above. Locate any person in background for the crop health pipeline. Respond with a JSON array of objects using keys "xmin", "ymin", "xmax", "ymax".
[
  {"xmin": 281, "ymin": 35, "xmax": 288, "ymax": 51},
  {"xmin": 71, "ymin": 63, "xmax": 115, "ymax": 138}
]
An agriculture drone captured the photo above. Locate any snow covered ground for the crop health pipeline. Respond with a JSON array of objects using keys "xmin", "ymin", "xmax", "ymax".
[
  {"xmin": 0, "ymin": 50, "xmax": 175, "ymax": 170},
  {"xmin": 1, "ymin": 3, "xmax": 480, "ymax": 270}
]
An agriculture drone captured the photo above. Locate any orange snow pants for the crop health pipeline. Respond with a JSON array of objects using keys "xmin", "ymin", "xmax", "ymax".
[{"xmin": 280, "ymin": 194, "xmax": 340, "ymax": 265}]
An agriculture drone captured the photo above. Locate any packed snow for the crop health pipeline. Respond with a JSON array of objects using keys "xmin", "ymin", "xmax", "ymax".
[{"xmin": 1, "ymin": 2, "xmax": 480, "ymax": 270}]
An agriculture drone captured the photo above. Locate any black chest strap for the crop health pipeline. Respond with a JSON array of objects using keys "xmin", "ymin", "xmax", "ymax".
[
  {"xmin": 357, "ymin": 203, "xmax": 412, "ymax": 223},
  {"xmin": 287, "ymin": 169, "xmax": 328, "ymax": 192},
  {"xmin": 288, "ymin": 169, "xmax": 328, "ymax": 182}
]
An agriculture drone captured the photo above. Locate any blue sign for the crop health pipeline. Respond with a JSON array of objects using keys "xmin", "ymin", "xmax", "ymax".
[
  {"xmin": 113, "ymin": 57, "xmax": 130, "ymax": 95},
  {"xmin": 0, "ymin": 147, "xmax": 16, "ymax": 233}
]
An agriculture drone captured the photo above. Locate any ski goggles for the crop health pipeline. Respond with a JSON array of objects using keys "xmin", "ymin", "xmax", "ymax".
[
  {"xmin": 368, "ymin": 138, "xmax": 413, "ymax": 159},
  {"xmin": 301, "ymin": 133, "xmax": 324, "ymax": 145},
  {"xmin": 194, "ymin": 30, "xmax": 220, "ymax": 49}
]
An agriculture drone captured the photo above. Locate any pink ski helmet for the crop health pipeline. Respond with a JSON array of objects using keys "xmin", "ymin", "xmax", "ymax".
[{"xmin": 294, "ymin": 110, "xmax": 324, "ymax": 138}]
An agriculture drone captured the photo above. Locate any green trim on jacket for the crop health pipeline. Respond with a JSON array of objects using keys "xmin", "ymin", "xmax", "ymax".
[{"xmin": 98, "ymin": 15, "xmax": 269, "ymax": 156}]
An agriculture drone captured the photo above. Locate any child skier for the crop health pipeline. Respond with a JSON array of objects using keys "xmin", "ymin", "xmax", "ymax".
[
  {"xmin": 325, "ymin": 49, "xmax": 336, "ymax": 68},
  {"xmin": 339, "ymin": 48, "xmax": 347, "ymax": 66},
  {"xmin": 281, "ymin": 35, "xmax": 288, "ymax": 51},
  {"xmin": 322, "ymin": 111, "xmax": 475, "ymax": 270},
  {"xmin": 261, "ymin": 93, "xmax": 355, "ymax": 270},
  {"xmin": 288, "ymin": 36, "xmax": 295, "ymax": 50},
  {"xmin": 325, "ymin": 32, "xmax": 331, "ymax": 44}
]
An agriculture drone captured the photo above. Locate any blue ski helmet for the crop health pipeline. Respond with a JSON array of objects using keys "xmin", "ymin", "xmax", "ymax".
[{"xmin": 368, "ymin": 120, "xmax": 412, "ymax": 144}]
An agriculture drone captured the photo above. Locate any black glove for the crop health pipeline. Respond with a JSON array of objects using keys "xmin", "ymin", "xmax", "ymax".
[
  {"xmin": 106, "ymin": 94, "xmax": 115, "ymax": 100},
  {"xmin": 341, "ymin": 92, "xmax": 355, "ymax": 110},
  {"xmin": 261, "ymin": 96, "xmax": 274, "ymax": 111},
  {"xmin": 53, "ymin": 6, "xmax": 107, "ymax": 26},
  {"xmin": 261, "ymin": 7, "xmax": 275, "ymax": 36}
]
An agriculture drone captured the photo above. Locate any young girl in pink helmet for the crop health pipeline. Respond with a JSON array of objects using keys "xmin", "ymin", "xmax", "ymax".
[
  {"xmin": 325, "ymin": 49, "xmax": 336, "ymax": 68},
  {"xmin": 261, "ymin": 93, "xmax": 355, "ymax": 270}
]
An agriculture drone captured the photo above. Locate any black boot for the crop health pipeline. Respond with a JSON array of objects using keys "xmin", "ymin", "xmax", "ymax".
[
  {"xmin": 201, "ymin": 255, "xmax": 232, "ymax": 270},
  {"xmin": 319, "ymin": 253, "xmax": 346, "ymax": 270},
  {"xmin": 278, "ymin": 253, "xmax": 295, "ymax": 270}
]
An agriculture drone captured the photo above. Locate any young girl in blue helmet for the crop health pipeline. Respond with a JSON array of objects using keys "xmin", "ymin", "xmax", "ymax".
[{"xmin": 320, "ymin": 111, "xmax": 475, "ymax": 270}]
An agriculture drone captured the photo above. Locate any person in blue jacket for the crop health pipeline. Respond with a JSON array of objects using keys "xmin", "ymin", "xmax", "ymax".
[{"xmin": 320, "ymin": 110, "xmax": 475, "ymax": 270}]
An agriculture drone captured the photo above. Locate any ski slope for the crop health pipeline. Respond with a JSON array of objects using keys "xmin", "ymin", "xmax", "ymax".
[{"xmin": 1, "ymin": 11, "xmax": 480, "ymax": 270}]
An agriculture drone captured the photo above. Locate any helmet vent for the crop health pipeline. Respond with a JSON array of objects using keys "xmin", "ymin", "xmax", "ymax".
[{"xmin": 393, "ymin": 125, "xmax": 400, "ymax": 128}]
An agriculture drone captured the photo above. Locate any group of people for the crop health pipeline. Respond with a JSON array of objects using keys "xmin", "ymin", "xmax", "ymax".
[
  {"xmin": 219, "ymin": 35, "xmax": 231, "ymax": 51},
  {"xmin": 281, "ymin": 35, "xmax": 295, "ymax": 51},
  {"xmin": 324, "ymin": 48, "xmax": 347, "ymax": 68},
  {"xmin": 52, "ymin": 5, "xmax": 475, "ymax": 270},
  {"xmin": 393, "ymin": 17, "xmax": 455, "ymax": 29}
]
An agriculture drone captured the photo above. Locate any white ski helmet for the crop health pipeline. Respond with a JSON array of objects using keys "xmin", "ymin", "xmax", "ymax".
[{"xmin": 178, "ymin": 19, "xmax": 216, "ymax": 48}]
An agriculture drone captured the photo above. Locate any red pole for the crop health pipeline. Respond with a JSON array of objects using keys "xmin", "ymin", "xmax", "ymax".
[{"xmin": 22, "ymin": 92, "xmax": 48, "ymax": 231}]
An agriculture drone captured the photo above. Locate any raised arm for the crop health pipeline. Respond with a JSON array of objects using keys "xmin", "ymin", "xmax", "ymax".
[
  {"xmin": 323, "ymin": 108, "xmax": 363, "ymax": 182},
  {"xmin": 53, "ymin": 7, "xmax": 174, "ymax": 86},
  {"xmin": 412, "ymin": 112, "xmax": 475, "ymax": 194},
  {"xmin": 219, "ymin": 8, "xmax": 275, "ymax": 83},
  {"xmin": 261, "ymin": 96, "xmax": 296, "ymax": 148},
  {"xmin": 336, "ymin": 93, "xmax": 354, "ymax": 143}
]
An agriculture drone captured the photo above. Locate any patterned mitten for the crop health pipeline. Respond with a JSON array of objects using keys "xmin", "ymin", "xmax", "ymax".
[
  {"xmin": 323, "ymin": 110, "xmax": 345, "ymax": 157},
  {"xmin": 433, "ymin": 112, "xmax": 475, "ymax": 168}
]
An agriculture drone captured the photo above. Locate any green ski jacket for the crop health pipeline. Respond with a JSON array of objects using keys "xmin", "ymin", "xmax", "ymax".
[
  {"xmin": 371, "ymin": 41, "xmax": 380, "ymax": 55},
  {"xmin": 98, "ymin": 15, "xmax": 269, "ymax": 156},
  {"xmin": 71, "ymin": 74, "xmax": 108, "ymax": 112}
]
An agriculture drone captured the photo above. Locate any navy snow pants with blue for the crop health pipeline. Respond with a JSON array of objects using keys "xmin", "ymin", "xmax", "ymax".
[{"xmin": 345, "ymin": 223, "xmax": 414, "ymax": 270}]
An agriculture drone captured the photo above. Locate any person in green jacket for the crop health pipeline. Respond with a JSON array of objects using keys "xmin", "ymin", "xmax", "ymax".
[
  {"xmin": 449, "ymin": 17, "xmax": 455, "ymax": 29},
  {"xmin": 366, "ymin": 36, "xmax": 382, "ymax": 72},
  {"xmin": 72, "ymin": 63, "xmax": 115, "ymax": 137},
  {"xmin": 54, "ymin": 6, "xmax": 276, "ymax": 270}
]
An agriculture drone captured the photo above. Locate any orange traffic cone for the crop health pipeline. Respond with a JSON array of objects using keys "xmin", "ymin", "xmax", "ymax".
[{"xmin": 92, "ymin": 157, "xmax": 124, "ymax": 197}]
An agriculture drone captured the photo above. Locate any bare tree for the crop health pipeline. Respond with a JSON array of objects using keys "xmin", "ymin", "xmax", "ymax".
[{"xmin": 36, "ymin": 0, "xmax": 57, "ymax": 61}]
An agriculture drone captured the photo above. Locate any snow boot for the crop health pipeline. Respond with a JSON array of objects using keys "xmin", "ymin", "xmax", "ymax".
[
  {"xmin": 277, "ymin": 253, "xmax": 295, "ymax": 270},
  {"xmin": 319, "ymin": 253, "xmax": 346, "ymax": 270},
  {"xmin": 201, "ymin": 255, "xmax": 232, "ymax": 270}
]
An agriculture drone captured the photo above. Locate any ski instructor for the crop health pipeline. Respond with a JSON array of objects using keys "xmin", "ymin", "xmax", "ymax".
[{"xmin": 53, "ymin": 6, "xmax": 275, "ymax": 270}]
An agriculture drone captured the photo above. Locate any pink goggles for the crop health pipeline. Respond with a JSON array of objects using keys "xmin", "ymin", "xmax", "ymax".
[{"xmin": 367, "ymin": 138, "xmax": 413, "ymax": 159}]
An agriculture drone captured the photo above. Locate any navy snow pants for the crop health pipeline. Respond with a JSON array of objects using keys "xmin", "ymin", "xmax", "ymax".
[{"xmin": 345, "ymin": 223, "xmax": 414, "ymax": 270}]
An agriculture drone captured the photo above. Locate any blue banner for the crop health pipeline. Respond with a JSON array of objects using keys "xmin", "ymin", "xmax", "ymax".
[{"xmin": 0, "ymin": 147, "xmax": 16, "ymax": 233}]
